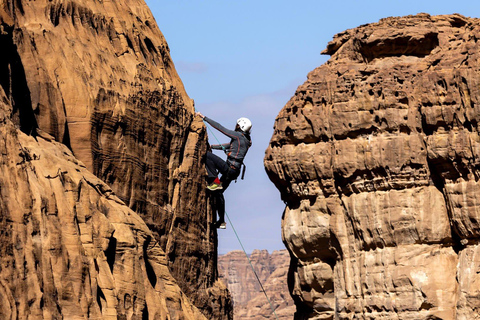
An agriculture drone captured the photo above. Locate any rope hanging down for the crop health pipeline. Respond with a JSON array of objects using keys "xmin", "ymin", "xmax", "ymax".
[
  {"xmin": 203, "ymin": 120, "xmax": 280, "ymax": 320},
  {"xmin": 224, "ymin": 210, "xmax": 280, "ymax": 320}
]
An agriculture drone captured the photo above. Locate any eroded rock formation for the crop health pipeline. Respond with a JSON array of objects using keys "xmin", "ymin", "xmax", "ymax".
[
  {"xmin": 265, "ymin": 13, "xmax": 480, "ymax": 319},
  {"xmin": 1, "ymin": 0, "xmax": 230, "ymax": 318},
  {"xmin": 0, "ymin": 88, "xmax": 206, "ymax": 319},
  {"xmin": 218, "ymin": 250, "xmax": 295, "ymax": 319}
]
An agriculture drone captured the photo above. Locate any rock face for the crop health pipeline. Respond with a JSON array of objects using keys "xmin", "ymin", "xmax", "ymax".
[
  {"xmin": 0, "ymin": 89, "xmax": 206, "ymax": 319},
  {"xmin": 218, "ymin": 250, "xmax": 295, "ymax": 319},
  {"xmin": 265, "ymin": 14, "xmax": 480, "ymax": 319},
  {"xmin": 1, "ymin": 0, "xmax": 230, "ymax": 318}
]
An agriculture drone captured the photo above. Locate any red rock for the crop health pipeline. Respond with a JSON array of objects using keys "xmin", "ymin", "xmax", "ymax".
[
  {"xmin": 0, "ymin": 0, "xmax": 231, "ymax": 318},
  {"xmin": 0, "ymin": 89, "xmax": 207, "ymax": 318},
  {"xmin": 218, "ymin": 249, "xmax": 295, "ymax": 319}
]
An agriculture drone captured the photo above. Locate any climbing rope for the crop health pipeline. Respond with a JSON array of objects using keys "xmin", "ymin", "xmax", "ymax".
[
  {"xmin": 203, "ymin": 119, "xmax": 280, "ymax": 320},
  {"xmin": 224, "ymin": 210, "xmax": 280, "ymax": 320},
  {"xmin": 204, "ymin": 119, "xmax": 227, "ymax": 152}
]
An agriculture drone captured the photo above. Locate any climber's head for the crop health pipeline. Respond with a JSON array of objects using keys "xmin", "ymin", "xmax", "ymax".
[{"xmin": 235, "ymin": 117, "xmax": 252, "ymax": 133}]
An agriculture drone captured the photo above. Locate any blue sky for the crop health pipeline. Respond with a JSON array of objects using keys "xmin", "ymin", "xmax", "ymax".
[{"xmin": 145, "ymin": 0, "xmax": 478, "ymax": 254}]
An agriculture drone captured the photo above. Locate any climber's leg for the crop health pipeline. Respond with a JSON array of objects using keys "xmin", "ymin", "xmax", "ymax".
[
  {"xmin": 206, "ymin": 153, "xmax": 229, "ymax": 190},
  {"xmin": 219, "ymin": 168, "xmax": 239, "ymax": 191},
  {"xmin": 215, "ymin": 193, "xmax": 226, "ymax": 229},
  {"xmin": 206, "ymin": 152, "xmax": 229, "ymax": 179}
]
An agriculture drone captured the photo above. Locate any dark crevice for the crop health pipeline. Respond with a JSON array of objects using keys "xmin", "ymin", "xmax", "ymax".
[
  {"xmin": 177, "ymin": 120, "xmax": 189, "ymax": 171},
  {"xmin": 143, "ymin": 236, "xmax": 157, "ymax": 288},
  {"xmin": 96, "ymin": 285, "xmax": 105, "ymax": 312},
  {"xmin": 0, "ymin": 25, "xmax": 38, "ymax": 135},
  {"xmin": 426, "ymin": 158, "xmax": 463, "ymax": 253},
  {"xmin": 428, "ymin": 156, "xmax": 470, "ymax": 182},
  {"xmin": 47, "ymin": 2, "xmax": 112, "ymax": 35},
  {"xmin": 56, "ymin": 301, "xmax": 62, "ymax": 316},
  {"xmin": 126, "ymin": 35, "xmax": 134, "ymax": 51},
  {"xmin": 428, "ymin": 58, "xmax": 441, "ymax": 69},
  {"xmin": 62, "ymin": 115, "xmax": 72, "ymax": 150},
  {"xmin": 104, "ymin": 235, "xmax": 117, "ymax": 273},
  {"xmin": 450, "ymin": 16, "xmax": 468, "ymax": 28},
  {"xmin": 460, "ymin": 76, "xmax": 473, "ymax": 116},
  {"xmin": 420, "ymin": 105, "xmax": 434, "ymax": 136},
  {"xmin": 159, "ymin": 44, "xmax": 171, "ymax": 68},
  {"xmin": 420, "ymin": 301, "xmax": 434, "ymax": 310},
  {"xmin": 139, "ymin": 37, "xmax": 149, "ymax": 59},
  {"xmin": 399, "ymin": 125, "xmax": 411, "ymax": 134},
  {"xmin": 359, "ymin": 32, "xmax": 439, "ymax": 62},
  {"xmin": 49, "ymin": 4, "xmax": 61, "ymax": 26},
  {"xmin": 144, "ymin": 37, "xmax": 157, "ymax": 54},
  {"xmin": 142, "ymin": 304, "xmax": 149, "ymax": 320},
  {"xmin": 288, "ymin": 253, "xmax": 313, "ymax": 315},
  {"xmin": 9, "ymin": 0, "xmax": 24, "ymax": 16}
]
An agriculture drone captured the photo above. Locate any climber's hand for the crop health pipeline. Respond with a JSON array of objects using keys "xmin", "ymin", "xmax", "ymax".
[{"xmin": 195, "ymin": 111, "xmax": 205, "ymax": 119}]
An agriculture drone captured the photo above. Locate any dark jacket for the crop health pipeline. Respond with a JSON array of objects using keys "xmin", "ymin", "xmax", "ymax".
[{"xmin": 204, "ymin": 116, "xmax": 252, "ymax": 169}]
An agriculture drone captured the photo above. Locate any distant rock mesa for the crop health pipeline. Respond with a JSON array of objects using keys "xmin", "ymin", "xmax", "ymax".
[
  {"xmin": 218, "ymin": 250, "xmax": 295, "ymax": 319},
  {"xmin": 1, "ymin": 0, "xmax": 230, "ymax": 319},
  {"xmin": 265, "ymin": 13, "xmax": 480, "ymax": 319}
]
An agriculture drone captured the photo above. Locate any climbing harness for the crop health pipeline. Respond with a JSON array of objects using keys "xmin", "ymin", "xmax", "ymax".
[{"xmin": 203, "ymin": 119, "xmax": 279, "ymax": 320}]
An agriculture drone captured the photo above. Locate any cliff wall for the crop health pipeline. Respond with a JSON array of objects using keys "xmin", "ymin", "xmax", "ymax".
[
  {"xmin": 0, "ymin": 0, "xmax": 230, "ymax": 318},
  {"xmin": 0, "ymin": 87, "xmax": 206, "ymax": 319},
  {"xmin": 265, "ymin": 14, "xmax": 480, "ymax": 319}
]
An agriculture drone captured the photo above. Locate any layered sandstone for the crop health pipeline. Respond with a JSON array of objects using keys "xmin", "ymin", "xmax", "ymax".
[
  {"xmin": 218, "ymin": 250, "xmax": 295, "ymax": 319},
  {"xmin": 1, "ymin": 0, "xmax": 230, "ymax": 318},
  {"xmin": 0, "ymin": 88, "xmax": 206, "ymax": 319},
  {"xmin": 265, "ymin": 14, "xmax": 480, "ymax": 319}
]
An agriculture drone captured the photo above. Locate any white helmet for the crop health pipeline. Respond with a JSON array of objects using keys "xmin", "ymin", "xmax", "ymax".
[{"xmin": 236, "ymin": 117, "xmax": 252, "ymax": 133}]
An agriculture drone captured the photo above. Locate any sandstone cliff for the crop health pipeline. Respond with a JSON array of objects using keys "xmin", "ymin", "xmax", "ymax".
[
  {"xmin": 265, "ymin": 13, "xmax": 480, "ymax": 319},
  {"xmin": 0, "ymin": 86, "xmax": 206, "ymax": 319},
  {"xmin": 1, "ymin": 0, "xmax": 230, "ymax": 318},
  {"xmin": 218, "ymin": 250, "xmax": 295, "ymax": 319}
]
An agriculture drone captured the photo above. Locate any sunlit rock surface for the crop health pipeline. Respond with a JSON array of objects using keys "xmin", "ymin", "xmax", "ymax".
[
  {"xmin": 0, "ymin": 88, "xmax": 207, "ymax": 319},
  {"xmin": 265, "ymin": 13, "xmax": 480, "ymax": 319},
  {"xmin": 1, "ymin": 0, "xmax": 230, "ymax": 318}
]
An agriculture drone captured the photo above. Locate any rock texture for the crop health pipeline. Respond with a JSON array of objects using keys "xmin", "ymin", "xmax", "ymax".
[
  {"xmin": 218, "ymin": 250, "xmax": 295, "ymax": 319},
  {"xmin": 1, "ymin": 0, "xmax": 231, "ymax": 318},
  {"xmin": 0, "ymin": 88, "xmax": 206, "ymax": 319},
  {"xmin": 265, "ymin": 13, "xmax": 480, "ymax": 319}
]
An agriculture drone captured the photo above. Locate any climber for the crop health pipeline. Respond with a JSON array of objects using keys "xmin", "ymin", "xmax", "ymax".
[{"xmin": 195, "ymin": 111, "xmax": 252, "ymax": 229}]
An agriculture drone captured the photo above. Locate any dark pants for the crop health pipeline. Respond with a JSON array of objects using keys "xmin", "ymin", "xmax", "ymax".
[{"xmin": 206, "ymin": 152, "xmax": 240, "ymax": 224}]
